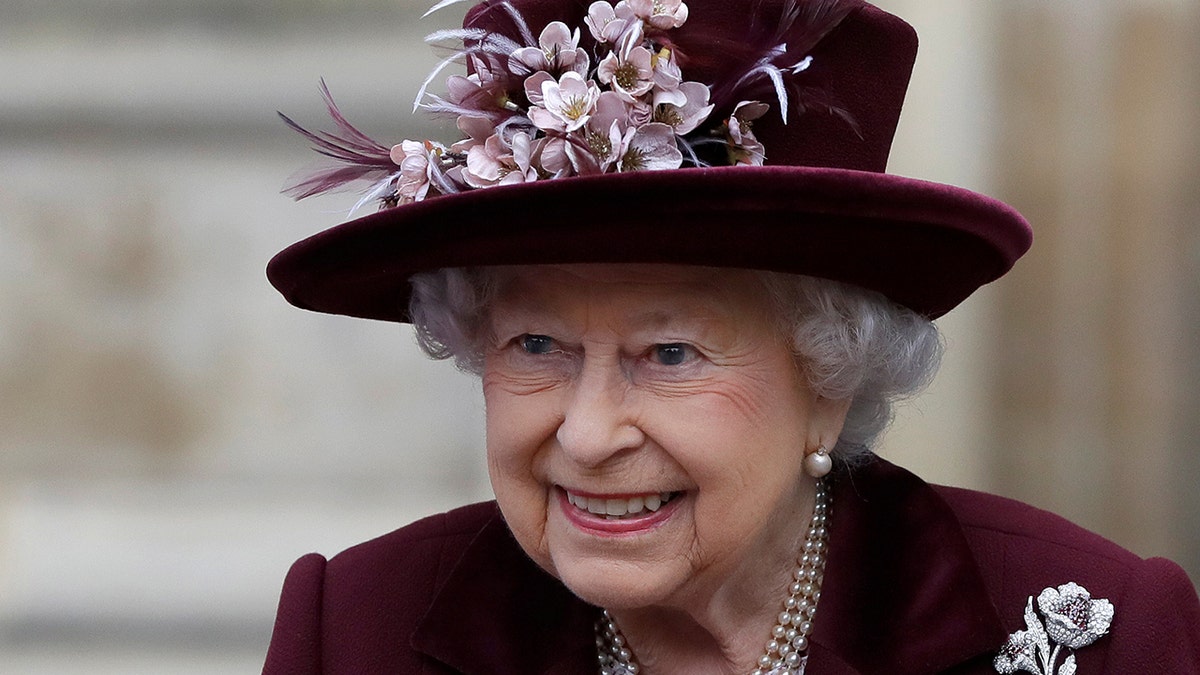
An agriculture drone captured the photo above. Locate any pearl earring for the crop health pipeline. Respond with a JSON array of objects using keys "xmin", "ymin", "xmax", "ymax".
[{"xmin": 804, "ymin": 444, "xmax": 833, "ymax": 478}]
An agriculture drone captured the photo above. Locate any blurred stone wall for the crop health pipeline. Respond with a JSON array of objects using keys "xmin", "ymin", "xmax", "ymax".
[
  {"xmin": 880, "ymin": 0, "xmax": 1200, "ymax": 584},
  {"xmin": 1, "ymin": 0, "xmax": 1196, "ymax": 672},
  {"xmin": 988, "ymin": 0, "xmax": 1200, "ymax": 574},
  {"xmin": 0, "ymin": 2, "xmax": 491, "ymax": 672}
]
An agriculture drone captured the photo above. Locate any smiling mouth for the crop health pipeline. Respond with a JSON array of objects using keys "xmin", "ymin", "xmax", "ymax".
[{"xmin": 563, "ymin": 490, "xmax": 683, "ymax": 520}]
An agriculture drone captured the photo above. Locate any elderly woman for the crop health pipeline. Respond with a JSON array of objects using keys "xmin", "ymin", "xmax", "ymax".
[{"xmin": 262, "ymin": 0, "xmax": 1200, "ymax": 673}]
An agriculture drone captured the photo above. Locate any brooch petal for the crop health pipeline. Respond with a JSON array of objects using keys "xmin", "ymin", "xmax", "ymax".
[
  {"xmin": 1036, "ymin": 582, "xmax": 1114, "ymax": 650},
  {"xmin": 994, "ymin": 583, "xmax": 1113, "ymax": 675}
]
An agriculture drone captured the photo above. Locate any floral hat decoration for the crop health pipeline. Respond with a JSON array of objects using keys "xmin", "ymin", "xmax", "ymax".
[{"xmin": 268, "ymin": 0, "xmax": 1032, "ymax": 321}]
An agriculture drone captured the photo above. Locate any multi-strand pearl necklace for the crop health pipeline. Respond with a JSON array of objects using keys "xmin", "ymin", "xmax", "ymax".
[{"xmin": 596, "ymin": 479, "xmax": 831, "ymax": 675}]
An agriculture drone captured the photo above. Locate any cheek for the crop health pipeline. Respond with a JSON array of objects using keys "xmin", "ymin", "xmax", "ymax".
[
  {"xmin": 683, "ymin": 429, "xmax": 807, "ymax": 569},
  {"xmin": 655, "ymin": 379, "xmax": 810, "ymax": 520},
  {"xmin": 484, "ymin": 396, "xmax": 539, "ymax": 491},
  {"xmin": 482, "ymin": 378, "xmax": 559, "ymax": 567},
  {"xmin": 483, "ymin": 375, "xmax": 560, "ymax": 473},
  {"xmin": 676, "ymin": 377, "xmax": 810, "ymax": 453}
]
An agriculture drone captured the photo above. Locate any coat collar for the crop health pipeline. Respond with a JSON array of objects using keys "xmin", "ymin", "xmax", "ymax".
[
  {"xmin": 808, "ymin": 457, "xmax": 1006, "ymax": 674},
  {"xmin": 413, "ymin": 458, "xmax": 1005, "ymax": 674},
  {"xmin": 410, "ymin": 511, "xmax": 597, "ymax": 674}
]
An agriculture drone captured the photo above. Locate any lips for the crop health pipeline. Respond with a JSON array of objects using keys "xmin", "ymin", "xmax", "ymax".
[{"xmin": 563, "ymin": 490, "xmax": 681, "ymax": 520}]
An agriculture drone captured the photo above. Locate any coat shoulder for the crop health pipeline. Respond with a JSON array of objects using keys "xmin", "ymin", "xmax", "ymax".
[
  {"xmin": 320, "ymin": 499, "xmax": 502, "ymax": 628},
  {"xmin": 933, "ymin": 485, "xmax": 1141, "ymax": 569},
  {"xmin": 329, "ymin": 500, "xmax": 502, "ymax": 576},
  {"xmin": 262, "ymin": 501, "xmax": 502, "ymax": 674},
  {"xmin": 934, "ymin": 485, "xmax": 1200, "ymax": 672},
  {"xmin": 322, "ymin": 500, "xmax": 502, "ymax": 615},
  {"xmin": 932, "ymin": 484, "xmax": 1143, "ymax": 604}
]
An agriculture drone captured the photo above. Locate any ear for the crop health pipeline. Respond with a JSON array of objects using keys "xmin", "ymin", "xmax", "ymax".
[{"xmin": 807, "ymin": 395, "xmax": 852, "ymax": 451}]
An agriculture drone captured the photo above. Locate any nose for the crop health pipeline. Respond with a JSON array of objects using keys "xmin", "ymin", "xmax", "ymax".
[{"xmin": 556, "ymin": 355, "xmax": 644, "ymax": 467}]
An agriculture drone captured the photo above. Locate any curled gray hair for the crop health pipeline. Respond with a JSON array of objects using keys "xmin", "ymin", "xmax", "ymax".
[{"xmin": 408, "ymin": 268, "xmax": 942, "ymax": 462}]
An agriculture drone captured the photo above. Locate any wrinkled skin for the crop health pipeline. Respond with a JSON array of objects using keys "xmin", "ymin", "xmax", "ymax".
[{"xmin": 482, "ymin": 263, "xmax": 850, "ymax": 673}]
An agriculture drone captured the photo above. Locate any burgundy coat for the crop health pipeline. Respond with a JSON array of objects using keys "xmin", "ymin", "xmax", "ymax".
[{"xmin": 263, "ymin": 458, "xmax": 1200, "ymax": 674}]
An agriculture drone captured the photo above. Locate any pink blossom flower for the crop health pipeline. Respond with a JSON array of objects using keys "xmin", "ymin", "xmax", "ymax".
[
  {"xmin": 567, "ymin": 91, "xmax": 629, "ymax": 173},
  {"xmin": 510, "ymin": 21, "xmax": 589, "ymax": 76},
  {"xmin": 445, "ymin": 74, "xmax": 481, "ymax": 106},
  {"xmin": 287, "ymin": 0, "xmax": 837, "ymax": 210},
  {"xmin": 618, "ymin": 122, "xmax": 683, "ymax": 171},
  {"xmin": 1036, "ymin": 583, "xmax": 1114, "ymax": 650},
  {"xmin": 726, "ymin": 100, "xmax": 769, "ymax": 166},
  {"xmin": 538, "ymin": 136, "xmax": 574, "ymax": 176},
  {"xmin": 591, "ymin": 91, "xmax": 633, "ymax": 132},
  {"xmin": 627, "ymin": 0, "xmax": 689, "ymax": 30},
  {"xmin": 627, "ymin": 99, "xmax": 654, "ymax": 126},
  {"xmin": 528, "ymin": 71, "xmax": 601, "ymax": 133},
  {"xmin": 650, "ymin": 47, "xmax": 684, "ymax": 105},
  {"xmin": 388, "ymin": 140, "xmax": 442, "ymax": 202},
  {"xmin": 439, "ymin": 55, "xmax": 514, "ymax": 118},
  {"xmin": 585, "ymin": 1, "xmax": 636, "ymax": 44},
  {"xmin": 511, "ymin": 133, "xmax": 572, "ymax": 183},
  {"xmin": 463, "ymin": 131, "xmax": 557, "ymax": 188},
  {"xmin": 500, "ymin": 132, "xmax": 541, "ymax": 185},
  {"xmin": 654, "ymin": 81, "xmax": 713, "ymax": 135},
  {"xmin": 523, "ymin": 71, "xmax": 555, "ymax": 107},
  {"xmin": 597, "ymin": 27, "xmax": 655, "ymax": 102},
  {"xmin": 449, "ymin": 116, "xmax": 496, "ymax": 154},
  {"xmin": 463, "ymin": 133, "xmax": 514, "ymax": 188}
]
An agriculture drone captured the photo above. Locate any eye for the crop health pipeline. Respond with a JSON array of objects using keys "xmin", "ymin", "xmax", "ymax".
[
  {"xmin": 519, "ymin": 334, "xmax": 556, "ymax": 355},
  {"xmin": 652, "ymin": 343, "xmax": 694, "ymax": 366}
]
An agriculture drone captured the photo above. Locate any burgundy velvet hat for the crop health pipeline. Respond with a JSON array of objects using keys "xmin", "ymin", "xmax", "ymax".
[{"xmin": 269, "ymin": 0, "xmax": 1032, "ymax": 321}]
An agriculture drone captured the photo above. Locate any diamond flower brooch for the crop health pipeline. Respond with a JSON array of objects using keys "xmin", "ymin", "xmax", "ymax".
[{"xmin": 994, "ymin": 582, "xmax": 1114, "ymax": 675}]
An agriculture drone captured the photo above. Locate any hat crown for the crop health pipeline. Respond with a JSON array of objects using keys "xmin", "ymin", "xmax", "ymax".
[
  {"xmin": 269, "ymin": 0, "xmax": 1031, "ymax": 324},
  {"xmin": 464, "ymin": 0, "xmax": 918, "ymax": 172}
]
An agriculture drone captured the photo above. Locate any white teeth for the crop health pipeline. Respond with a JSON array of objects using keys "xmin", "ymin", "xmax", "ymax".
[
  {"xmin": 566, "ymin": 490, "xmax": 677, "ymax": 519},
  {"xmin": 644, "ymin": 494, "xmax": 661, "ymax": 512}
]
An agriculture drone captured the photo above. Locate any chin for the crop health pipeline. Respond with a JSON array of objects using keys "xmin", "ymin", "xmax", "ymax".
[{"xmin": 551, "ymin": 554, "xmax": 684, "ymax": 611}]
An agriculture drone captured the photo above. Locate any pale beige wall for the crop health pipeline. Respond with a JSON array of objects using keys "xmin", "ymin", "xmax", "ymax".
[
  {"xmin": 868, "ymin": 0, "xmax": 1004, "ymax": 490},
  {"xmin": 989, "ymin": 0, "xmax": 1200, "ymax": 567},
  {"xmin": 875, "ymin": 0, "xmax": 1200, "ymax": 574},
  {"xmin": 0, "ymin": 4, "xmax": 484, "ymax": 672}
]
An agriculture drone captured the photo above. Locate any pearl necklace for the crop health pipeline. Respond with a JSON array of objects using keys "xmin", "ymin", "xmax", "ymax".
[{"xmin": 596, "ymin": 479, "xmax": 831, "ymax": 675}]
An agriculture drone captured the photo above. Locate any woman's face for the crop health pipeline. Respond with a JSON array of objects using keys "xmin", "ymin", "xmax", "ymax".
[{"xmin": 482, "ymin": 264, "xmax": 848, "ymax": 611}]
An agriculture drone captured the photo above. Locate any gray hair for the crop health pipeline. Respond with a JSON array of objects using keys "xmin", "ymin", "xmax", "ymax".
[{"xmin": 408, "ymin": 268, "xmax": 942, "ymax": 462}]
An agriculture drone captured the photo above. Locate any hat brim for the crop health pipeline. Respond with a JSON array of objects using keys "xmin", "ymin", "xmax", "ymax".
[{"xmin": 267, "ymin": 165, "xmax": 1031, "ymax": 321}]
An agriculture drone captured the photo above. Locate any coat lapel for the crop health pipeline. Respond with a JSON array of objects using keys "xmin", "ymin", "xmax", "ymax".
[
  {"xmin": 411, "ymin": 511, "xmax": 597, "ymax": 675},
  {"xmin": 810, "ymin": 458, "xmax": 1006, "ymax": 674}
]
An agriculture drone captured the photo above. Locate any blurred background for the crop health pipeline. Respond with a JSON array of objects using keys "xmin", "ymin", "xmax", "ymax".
[{"xmin": 1, "ymin": 0, "xmax": 1197, "ymax": 672}]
